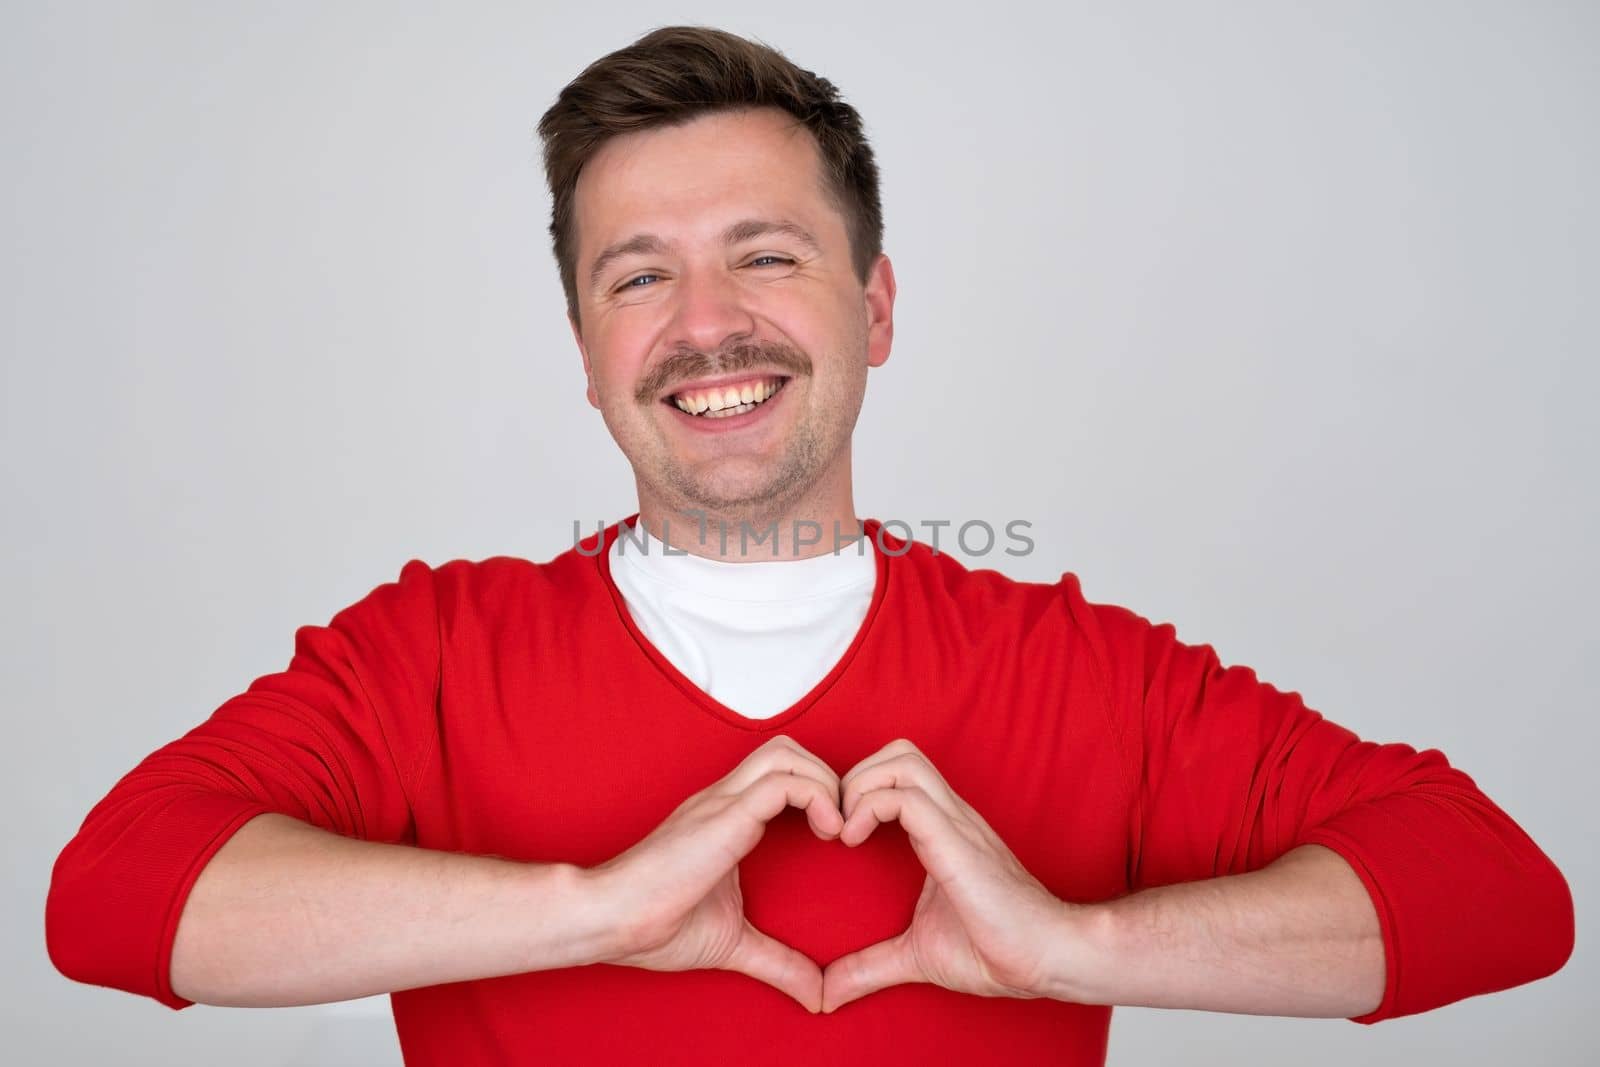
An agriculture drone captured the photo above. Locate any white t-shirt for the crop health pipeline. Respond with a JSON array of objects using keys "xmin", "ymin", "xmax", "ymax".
[{"xmin": 608, "ymin": 518, "xmax": 877, "ymax": 720}]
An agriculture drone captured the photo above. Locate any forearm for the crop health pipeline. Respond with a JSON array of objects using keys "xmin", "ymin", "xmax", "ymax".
[
  {"xmin": 169, "ymin": 813, "xmax": 624, "ymax": 1007},
  {"xmin": 1049, "ymin": 844, "xmax": 1385, "ymax": 1018}
]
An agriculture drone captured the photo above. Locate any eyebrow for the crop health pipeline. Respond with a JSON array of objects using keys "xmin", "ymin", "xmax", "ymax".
[{"xmin": 586, "ymin": 218, "xmax": 822, "ymax": 293}]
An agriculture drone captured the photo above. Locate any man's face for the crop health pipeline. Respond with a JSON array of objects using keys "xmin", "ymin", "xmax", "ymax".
[{"xmin": 568, "ymin": 107, "xmax": 895, "ymax": 522}]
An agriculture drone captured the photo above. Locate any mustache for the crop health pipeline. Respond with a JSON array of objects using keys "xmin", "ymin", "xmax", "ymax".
[{"xmin": 634, "ymin": 339, "xmax": 812, "ymax": 405}]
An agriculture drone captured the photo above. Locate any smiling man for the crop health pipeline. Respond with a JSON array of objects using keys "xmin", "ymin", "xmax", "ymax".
[
  {"xmin": 567, "ymin": 100, "xmax": 889, "ymax": 550},
  {"xmin": 46, "ymin": 25, "xmax": 1573, "ymax": 1066}
]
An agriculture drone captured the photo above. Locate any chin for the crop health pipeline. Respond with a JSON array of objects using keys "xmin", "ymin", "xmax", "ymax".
[
  {"xmin": 665, "ymin": 463, "xmax": 808, "ymax": 516},
  {"xmin": 677, "ymin": 480, "xmax": 794, "ymax": 516}
]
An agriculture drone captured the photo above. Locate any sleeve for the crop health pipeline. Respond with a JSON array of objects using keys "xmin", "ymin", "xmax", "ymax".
[
  {"xmin": 44, "ymin": 559, "xmax": 443, "ymax": 1010},
  {"xmin": 1065, "ymin": 576, "xmax": 1574, "ymax": 1024}
]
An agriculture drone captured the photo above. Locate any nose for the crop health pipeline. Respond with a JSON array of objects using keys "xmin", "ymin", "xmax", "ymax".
[{"xmin": 666, "ymin": 263, "xmax": 757, "ymax": 355}]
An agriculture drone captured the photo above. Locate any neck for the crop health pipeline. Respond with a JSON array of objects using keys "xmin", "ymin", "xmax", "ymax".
[{"xmin": 635, "ymin": 461, "xmax": 865, "ymax": 562}]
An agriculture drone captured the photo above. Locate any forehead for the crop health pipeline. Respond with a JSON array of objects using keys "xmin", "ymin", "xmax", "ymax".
[{"xmin": 572, "ymin": 108, "xmax": 840, "ymax": 260}]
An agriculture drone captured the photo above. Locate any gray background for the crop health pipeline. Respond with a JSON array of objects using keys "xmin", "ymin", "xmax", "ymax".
[{"xmin": 3, "ymin": 1, "xmax": 1593, "ymax": 1064}]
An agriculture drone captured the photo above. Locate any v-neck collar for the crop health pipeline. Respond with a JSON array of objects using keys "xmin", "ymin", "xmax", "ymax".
[{"xmin": 593, "ymin": 513, "xmax": 893, "ymax": 732}]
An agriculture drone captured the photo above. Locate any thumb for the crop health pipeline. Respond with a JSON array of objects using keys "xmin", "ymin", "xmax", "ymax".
[
  {"xmin": 721, "ymin": 918, "xmax": 824, "ymax": 1013},
  {"xmin": 821, "ymin": 934, "xmax": 919, "ymax": 1014}
]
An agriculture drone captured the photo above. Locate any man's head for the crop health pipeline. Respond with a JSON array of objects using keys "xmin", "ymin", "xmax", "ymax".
[{"xmin": 537, "ymin": 26, "xmax": 895, "ymax": 528}]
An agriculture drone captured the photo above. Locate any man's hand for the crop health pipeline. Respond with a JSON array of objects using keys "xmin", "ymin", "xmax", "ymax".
[
  {"xmin": 821, "ymin": 738, "xmax": 1073, "ymax": 1013},
  {"xmin": 585, "ymin": 735, "xmax": 844, "ymax": 1013}
]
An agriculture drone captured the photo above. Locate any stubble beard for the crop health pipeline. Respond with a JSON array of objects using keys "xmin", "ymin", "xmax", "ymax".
[
  {"xmin": 656, "ymin": 413, "xmax": 825, "ymax": 521},
  {"xmin": 613, "ymin": 332, "xmax": 867, "ymax": 529},
  {"xmin": 636, "ymin": 337, "xmax": 830, "ymax": 523}
]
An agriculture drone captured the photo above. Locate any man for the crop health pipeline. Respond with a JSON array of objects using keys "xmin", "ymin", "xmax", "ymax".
[{"xmin": 45, "ymin": 25, "xmax": 1573, "ymax": 1065}]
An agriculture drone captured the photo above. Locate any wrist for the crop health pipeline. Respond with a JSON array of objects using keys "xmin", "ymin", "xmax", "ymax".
[
  {"xmin": 1040, "ymin": 899, "xmax": 1118, "ymax": 1005},
  {"xmin": 517, "ymin": 860, "xmax": 636, "ymax": 972}
]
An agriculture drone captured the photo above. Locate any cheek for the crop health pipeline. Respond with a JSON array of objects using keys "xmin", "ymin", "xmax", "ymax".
[
  {"xmin": 765, "ymin": 295, "xmax": 852, "ymax": 361},
  {"xmin": 588, "ymin": 327, "xmax": 654, "ymax": 399}
]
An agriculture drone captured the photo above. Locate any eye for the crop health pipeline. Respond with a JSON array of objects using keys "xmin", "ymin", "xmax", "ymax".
[
  {"xmin": 748, "ymin": 255, "xmax": 795, "ymax": 268},
  {"xmin": 620, "ymin": 273, "xmax": 659, "ymax": 290}
]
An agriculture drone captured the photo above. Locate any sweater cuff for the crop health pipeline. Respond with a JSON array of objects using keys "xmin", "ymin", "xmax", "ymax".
[
  {"xmin": 48, "ymin": 789, "xmax": 274, "ymax": 1010},
  {"xmin": 1299, "ymin": 823, "xmax": 1400, "ymax": 1025},
  {"xmin": 153, "ymin": 794, "xmax": 275, "ymax": 1009},
  {"xmin": 1298, "ymin": 784, "xmax": 1574, "ymax": 1027}
]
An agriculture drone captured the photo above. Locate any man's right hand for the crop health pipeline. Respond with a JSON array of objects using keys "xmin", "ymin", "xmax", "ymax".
[{"xmin": 584, "ymin": 736, "xmax": 844, "ymax": 1012}]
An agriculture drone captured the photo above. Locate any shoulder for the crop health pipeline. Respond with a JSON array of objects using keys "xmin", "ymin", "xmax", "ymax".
[
  {"xmin": 354, "ymin": 540, "xmax": 606, "ymax": 635},
  {"xmin": 872, "ymin": 520, "xmax": 1104, "ymax": 631},
  {"xmin": 872, "ymin": 520, "xmax": 1167, "ymax": 672}
]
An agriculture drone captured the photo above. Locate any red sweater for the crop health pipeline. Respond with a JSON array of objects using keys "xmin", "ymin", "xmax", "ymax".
[{"xmin": 46, "ymin": 517, "xmax": 1573, "ymax": 1064}]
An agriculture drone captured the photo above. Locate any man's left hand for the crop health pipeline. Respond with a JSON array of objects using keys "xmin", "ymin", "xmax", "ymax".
[{"xmin": 820, "ymin": 738, "xmax": 1079, "ymax": 1013}]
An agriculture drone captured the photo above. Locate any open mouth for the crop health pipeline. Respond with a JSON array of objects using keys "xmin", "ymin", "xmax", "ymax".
[{"xmin": 665, "ymin": 375, "xmax": 790, "ymax": 419}]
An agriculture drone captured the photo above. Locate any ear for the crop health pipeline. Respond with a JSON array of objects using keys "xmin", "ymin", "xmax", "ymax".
[
  {"xmin": 863, "ymin": 253, "xmax": 896, "ymax": 369},
  {"xmin": 569, "ymin": 313, "xmax": 601, "ymax": 410}
]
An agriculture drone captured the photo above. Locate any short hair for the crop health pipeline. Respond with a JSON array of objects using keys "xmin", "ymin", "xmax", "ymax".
[{"xmin": 536, "ymin": 25, "xmax": 884, "ymax": 328}]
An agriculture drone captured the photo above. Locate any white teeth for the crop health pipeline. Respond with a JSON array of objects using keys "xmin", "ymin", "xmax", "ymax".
[{"xmin": 671, "ymin": 377, "xmax": 784, "ymax": 417}]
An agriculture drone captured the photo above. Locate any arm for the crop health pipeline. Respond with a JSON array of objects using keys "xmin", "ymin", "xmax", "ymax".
[
  {"xmin": 46, "ymin": 560, "xmax": 458, "ymax": 1008},
  {"xmin": 165, "ymin": 813, "xmax": 618, "ymax": 1006},
  {"xmin": 1049, "ymin": 842, "xmax": 1383, "ymax": 1016},
  {"xmin": 819, "ymin": 746, "xmax": 1382, "ymax": 1016},
  {"xmin": 46, "ymin": 561, "xmax": 838, "ymax": 1012},
  {"xmin": 1076, "ymin": 583, "xmax": 1575, "ymax": 1022},
  {"xmin": 173, "ymin": 739, "xmax": 851, "ymax": 1011},
  {"xmin": 821, "ymin": 580, "xmax": 1573, "ymax": 1020}
]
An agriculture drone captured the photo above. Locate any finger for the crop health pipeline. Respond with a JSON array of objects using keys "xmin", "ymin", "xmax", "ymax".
[
  {"xmin": 839, "ymin": 784, "xmax": 939, "ymax": 846},
  {"xmin": 821, "ymin": 934, "xmax": 920, "ymax": 1013},
  {"xmin": 734, "ymin": 736, "xmax": 839, "ymax": 791},
  {"xmin": 838, "ymin": 737, "xmax": 918, "ymax": 798},
  {"xmin": 719, "ymin": 735, "xmax": 841, "ymax": 801},
  {"xmin": 723, "ymin": 918, "xmax": 824, "ymax": 1013},
  {"xmin": 740, "ymin": 770, "xmax": 845, "ymax": 840},
  {"xmin": 839, "ymin": 786, "xmax": 967, "ymax": 883},
  {"xmin": 840, "ymin": 751, "xmax": 960, "ymax": 822},
  {"xmin": 712, "ymin": 759, "xmax": 840, "ymax": 837}
]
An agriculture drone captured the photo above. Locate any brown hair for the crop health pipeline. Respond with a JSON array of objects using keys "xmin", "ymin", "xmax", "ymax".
[{"xmin": 536, "ymin": 25, "xmax": 884, "ymax": 328}]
